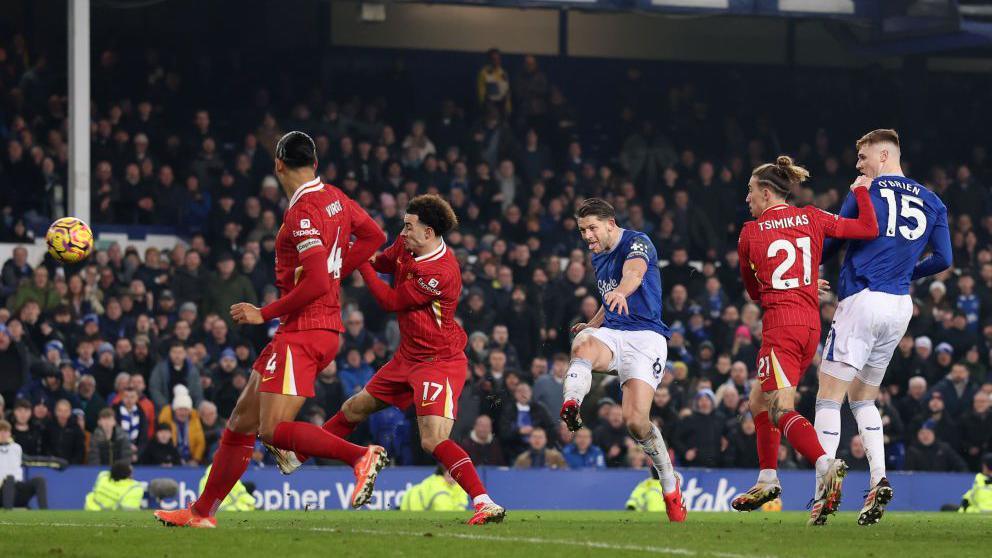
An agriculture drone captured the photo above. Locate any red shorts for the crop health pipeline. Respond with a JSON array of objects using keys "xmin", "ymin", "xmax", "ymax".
[
  {"xmin": 254, "ymin": 329, "xmax": 340, "ymax": 398},
  {"xmin": 756, "ymin": 325, "xmax": 819, "ymax": 393},
  {"xmin": 364, "ymin": 352, "xmax": 468, "ymax": 419}
]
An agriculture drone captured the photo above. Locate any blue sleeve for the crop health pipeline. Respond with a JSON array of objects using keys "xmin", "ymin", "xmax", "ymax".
[
  {"xmin": 822, "ymin": 191, "xmax": 857, "ymax": 261},
  {"xmin": 625, "ymin": 234, "xmax": 655, "ymax": 263},
  {"xmin": 912, "ymin": 206, "xmax": 952, "ymax": 280}
]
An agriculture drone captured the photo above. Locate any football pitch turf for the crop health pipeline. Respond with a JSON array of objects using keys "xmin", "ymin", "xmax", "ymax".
[{"xmin": 0, "ymin": 511, "xmax": 987, "ymax": 557}]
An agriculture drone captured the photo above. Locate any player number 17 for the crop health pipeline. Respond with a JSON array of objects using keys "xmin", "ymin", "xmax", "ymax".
[{"xmin": 767, "ymin": 236, "xmax": 812, "ymax": 290}]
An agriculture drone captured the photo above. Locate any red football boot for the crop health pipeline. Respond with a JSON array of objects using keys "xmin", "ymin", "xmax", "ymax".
[{"xmin": 154, "ymin": 506, "xmax": 217, "ymax": 528}]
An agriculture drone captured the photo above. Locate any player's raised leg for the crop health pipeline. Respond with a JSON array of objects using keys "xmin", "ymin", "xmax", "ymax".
[
  {"xmin": 848, "ymin": 378, "xmax": 893, "ymax": 525},
  {"xmin": 560, "ymin": 329, "xmax": 611, "ymax": 431},
  {"xmin": 621, "ymin": 377, "xmax": 686, "ymax": 522},
  {"xmin": 155, "ymin": 371, "xmax": 263, "ymax": 528},
  {"xmin": 732, "ymin": 386, "xmax": 782, "ymax": 512}
]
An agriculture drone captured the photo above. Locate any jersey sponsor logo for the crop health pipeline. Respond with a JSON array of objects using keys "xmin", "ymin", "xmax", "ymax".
[
  {"xmin": 296, "ymin": 238, "xmax": 322, "ymax": 253},
  {"xmin": 292, "ymin": 228, "xmax": 320, "ymax": 237},
  {"xmin": 326, "ymin": 201, "xmax": 343, "ymax": 217},
  {"xmin": 758, "ymin": 214, "xmax": 810, "ymax": 231},
  {"xmin": 417, "ymin": 277, "xmax": 442, "ymax": 296},
  {"xmin": 300, "ymin": 218, "xmax": 311, "ymax": 229},
  {"xmin": 597, "ymin": 278, "xmax": 619, "ymax": 298}
]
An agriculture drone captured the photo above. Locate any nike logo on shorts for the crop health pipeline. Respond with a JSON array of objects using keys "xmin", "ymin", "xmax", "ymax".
[{"xmin": 821, "ymin": 430, "xmax": 839, "ymax": 436}]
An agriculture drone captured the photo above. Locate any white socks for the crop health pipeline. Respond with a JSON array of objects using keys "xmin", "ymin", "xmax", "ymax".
[
  {"xmin": 473, "ymin": 494, "xmax": 494, "ymax": 506},
  {"xmin": 562, "ymin": 358, "xmax": 593, "ymax": 403},
  {"xmin": 757, "ymin": 469, "xmax": 778, "ymax": 484},
  {"xmin": 814, "ymin": 398, "xmax": 842, "ymax": 459},
  {"xmin": 637, "ymin": 423, "xmax": 678, "ymax": 494},
  {"xmin": 851, "ymin": 399, "xmax": 886, "ymax": 486}
]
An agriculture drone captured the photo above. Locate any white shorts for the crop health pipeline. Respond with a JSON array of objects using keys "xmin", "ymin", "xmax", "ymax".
[
  {"xmin": 822, "ymin": 289, "xmax": 913, "ymax": 386},
  {"xmin": 586, "ymin": 327, "xmax": 668, "ymax": 390}
]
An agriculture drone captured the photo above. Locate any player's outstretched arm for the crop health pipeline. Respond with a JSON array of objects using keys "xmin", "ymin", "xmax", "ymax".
[
  {"xmin": 340, "ymin": 201, "xmax": 387, "ymax": 278},
  {"xmin": 603, "ymin": 258, "xmax": 647, "ymax": 316},
  {"xmin": 912, "ymin": 207, "xmax": 952, "ymax": 280},
  {"xmin": 357, "ymin": 262, "xmax": 435, "ymax": 312},
  {"xmin": 822, "ymin": 190, "xmax": 857, "ymax": 261},
  {"xmin": 824, "ymin": 177, "xmax": 878, "ymax": 240},
  {"xmin": 737, "ymin": 229, "xmax": 761, "ymax": 303},
  {"xmin": 252, "ymin": 248, "xmax": 331, "ymax": 324}
]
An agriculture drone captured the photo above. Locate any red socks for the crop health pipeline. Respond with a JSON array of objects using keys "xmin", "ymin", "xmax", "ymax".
[
  {"xmin": 192, "ymin": 429, "xmax": 255, "ymax": 517},
  {"xmin": 778, "ymin": 410, "xmax": 826, "ymax": 465},
  {"xmin": 754, "ymin": 411, "xmax": 780, "ymax": 471},
  {"xmin": 432, "ymin": 439, "xmax": 486, "ymax": 499},
  {"xmin": 272, "ymin": 421, "xmax": 366, "ymax": 467},
  {"xmin": 295, "ymin": 412, "xmax": 360, "ymax": 463},
  {"xmin": 324, "ymin": 412, "xmax": 359, "ymax": 438}
]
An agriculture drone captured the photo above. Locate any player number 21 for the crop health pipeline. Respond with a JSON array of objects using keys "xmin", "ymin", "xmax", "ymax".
[
  {"xmin": 767, "ymin": 236, "xmax": 812, "ymax": 290},
  {"xmin": 422, "ymin": 382, "xmax": 444, "ymax": 402}
]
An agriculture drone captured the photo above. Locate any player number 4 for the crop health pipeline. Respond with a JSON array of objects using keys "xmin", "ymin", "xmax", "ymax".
[
  {"xmin": 879, "ymin": 189, "xmax": 927, "ymax": 240},
  {"xmin": 767, "ymin": 236, "xmax": 812, "ymax": 290},
  {"xmin": 265, "ymin": 353, "xmax": 277, "ymax": 373},
  {"xmin": 326, "ymin": 227, "xmax": 343, "ymax": 279}
]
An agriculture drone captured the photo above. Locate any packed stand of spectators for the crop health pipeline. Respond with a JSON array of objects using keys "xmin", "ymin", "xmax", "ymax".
[{"xmin": 1, "ymin": 33, "xmax": 991, "ymax": 473}]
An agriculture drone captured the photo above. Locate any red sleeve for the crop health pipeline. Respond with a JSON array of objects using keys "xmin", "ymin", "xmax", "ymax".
[
  {"xmin": 358, "ymin": 262, "xmax": 441, "ymax": 312},
  {"xmin": 260, "ymin": 246, "xmax": 330, "ymax": 321},
  {"xmin": 818, "ymin": 187, "xmax": 879, "ymax": 240},
  {"xmin": 340, "ymin": 199, "xmax": 386, "ymax": 278},
  {"xmin": 372, "ymin": 236, "xmax": 405, "ymax": 275},
  {"xmin": 737, "ymin": 227, "xmax": 762, "ymax": 303}
]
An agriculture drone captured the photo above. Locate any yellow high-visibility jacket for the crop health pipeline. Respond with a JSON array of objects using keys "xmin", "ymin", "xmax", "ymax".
[
  {"xmin": 400, "ymin": 474, "xmax": 468, "ymax": 511},
  {"xmin": 84, "ymin": 471, "xmax": 144, "ymax": 511},
  {"xmin": 959, "ymin": 473, "xmax": 992, "ymax": 513},
  {"xmin": 625, "ymin": 478, "xmax": 667, "ymax": 512}
]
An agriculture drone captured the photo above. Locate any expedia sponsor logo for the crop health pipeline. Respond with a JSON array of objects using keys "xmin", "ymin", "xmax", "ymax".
[
  {"xmin": 293, "ymin": 228, "xmax": 320, "ymax": 237},
  {"xmin": 417, "ymin": 277, "xmax": 441, "ymax": 296}
]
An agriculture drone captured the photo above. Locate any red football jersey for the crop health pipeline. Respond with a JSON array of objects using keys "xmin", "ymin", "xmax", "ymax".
[
  {"xmin": 371, "ymin": 236, "xmax": 468, "ymax": 362},
  {"xmin": 737, "ymin": 188, "xmax": 878, "ymax": 330},
  {"xmin": 272, "ymin": 177, "xmax": 363, "ymax": 333}
]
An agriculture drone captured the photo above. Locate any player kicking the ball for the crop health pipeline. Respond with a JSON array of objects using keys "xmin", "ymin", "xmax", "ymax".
[
  {"xmin": 270, "ymin": 194, "xmax": 505, "ymax": 525},
  {"xmin": 815, "ymin": 130, "xmax": 951, "ymax": 526},
  {"xmin": 733, "ymin": 156, "xmax": 879, "ymax": 526},
  {"xmin": 559, "ymin": 198, "xmax": 687, "ymax": 523},
  {"xmin": 155, "ymin": 131, "xmax": 387, "ymax": 528}
]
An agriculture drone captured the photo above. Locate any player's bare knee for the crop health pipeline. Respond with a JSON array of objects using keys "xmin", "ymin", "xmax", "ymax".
[
  {"xmin": 625, "ymin": 418, "xmax": 651, "ymax": 441},
  {"xmin": 420, "ymin": 435, "xmax": 442, "ymax": 454}
]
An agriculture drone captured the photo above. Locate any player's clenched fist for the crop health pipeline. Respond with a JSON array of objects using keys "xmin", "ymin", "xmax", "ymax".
[
  {"xmin": 604, "ymin": 290, "xmax": 629, "ymax": 315},
  {"xmin": 850, "ymin": 175, "xmax": 872, "ymax": 191},
  {"xmin": 231, "ymin": 302, "xmax": 264, "ymax": 325},
  {"xmin": 571, "ymin": 322, "xmax": 589, "ymax": 335}
]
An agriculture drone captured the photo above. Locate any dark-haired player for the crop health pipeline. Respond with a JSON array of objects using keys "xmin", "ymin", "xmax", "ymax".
[
  {"xmin": 273, "ymin": 194, "xmax": 505, "ymax": 525},
  {"xmin": 560, "ymin": 197, "xmax": 688, "ymax": 523},
  {"xmin": 155, "ymin": 131, "xmax": 387, "ymax": 528},
  {"xmin": 733, "ymin": 156, "xmax": 878, "ymax": 526}
]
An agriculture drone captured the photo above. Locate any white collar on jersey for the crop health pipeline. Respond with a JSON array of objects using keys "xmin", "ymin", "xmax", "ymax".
[
  {"xmin": 602, "ymin": 228, "xmax": 626, "ymax": 255},
  {"xmin": 414, "ymin": 239, "xmax": 447, "ymax": 263},
  {"xmin": 288, "ymin": 176, "xmax": 323, "ymax": 208}
]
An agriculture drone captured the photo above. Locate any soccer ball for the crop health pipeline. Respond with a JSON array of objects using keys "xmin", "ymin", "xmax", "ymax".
[{"xmin": 45, "ymin": 217, "xmax": 94, "ymax": 264}]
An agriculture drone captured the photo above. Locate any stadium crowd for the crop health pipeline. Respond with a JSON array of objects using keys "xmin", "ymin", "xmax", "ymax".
[{"xmin": 1, "ymin": 34, "xmax": 991, "ymax": 475}]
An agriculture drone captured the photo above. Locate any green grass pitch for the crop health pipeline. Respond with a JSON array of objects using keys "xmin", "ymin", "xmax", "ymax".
[{"xmin": 1, "ymin": 511, "xmax": 988, "ymax": 557}]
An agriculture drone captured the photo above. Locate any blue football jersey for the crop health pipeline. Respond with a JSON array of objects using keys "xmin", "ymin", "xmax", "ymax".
[
  {"xmin": 592, "ymin": 229, "xmax": 671, "ymax": 338},
  {"xmin": 825, "ymin": 175, "xmax": 951, "ymax": 301}
]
